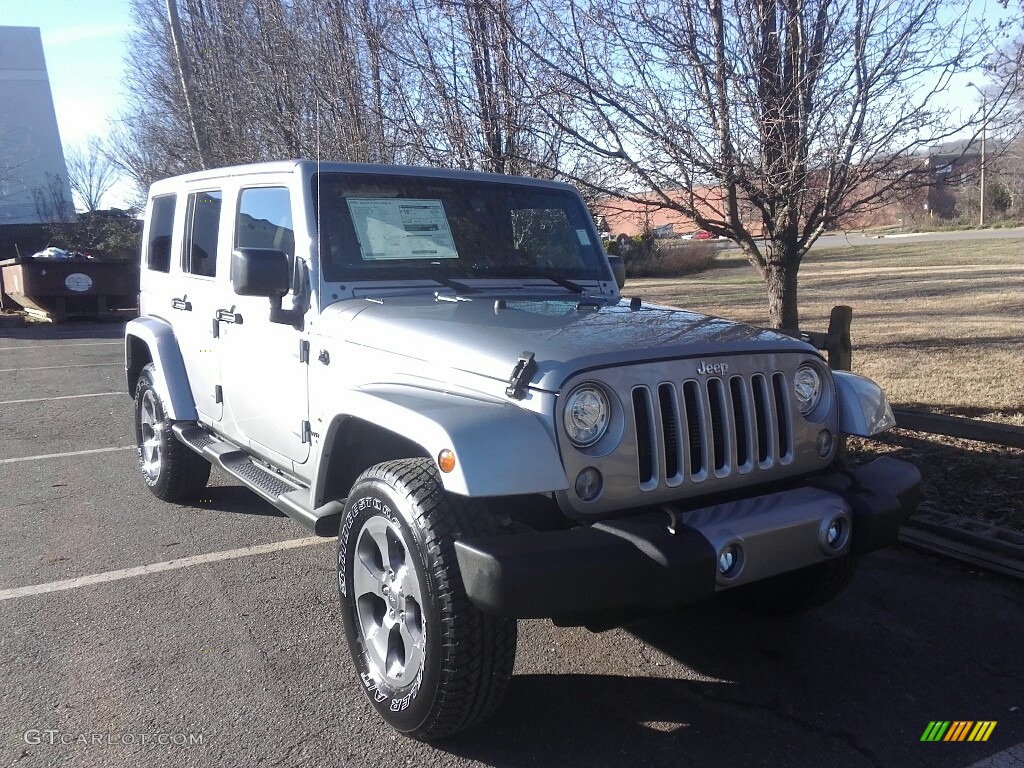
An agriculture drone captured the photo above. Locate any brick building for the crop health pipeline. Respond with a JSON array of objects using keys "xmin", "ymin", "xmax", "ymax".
[{"xmin": 594, "ymin": 144, "xmax": 986, "ymax": 238}]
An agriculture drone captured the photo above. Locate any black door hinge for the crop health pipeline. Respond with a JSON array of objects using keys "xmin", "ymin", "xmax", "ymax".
[
  {"xmin": 505, "ymin": 351, "xmax": 536, "ymax": 400},
  {"xmin": 214, "ymin": 385, "xmax": 223, "ymax": 404},
  {"xmin": 301, "ymin": 420, "xmax": 312, "ymax": 444},
  {"xmin": 299, "ymin": 339, "xmax": 310, "ymax": 363}
]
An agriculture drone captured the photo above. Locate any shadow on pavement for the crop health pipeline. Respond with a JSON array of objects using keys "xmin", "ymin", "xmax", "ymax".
[
  {"xmin": 190, "ymin": 485, "xmax": 288, "ymax": 519},
  {"xmin": 441, "ymin": 551, "xmax": 1023, "ymax": 768},
  {"xmin": 0, "ymin": 319, "xmax": 127, "ymax": 341}
]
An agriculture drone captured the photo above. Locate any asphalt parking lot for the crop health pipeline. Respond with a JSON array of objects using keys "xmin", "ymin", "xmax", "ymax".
[{"xmin": 1, "ymin": 321, "xmax": 1022, "ymax": 768}]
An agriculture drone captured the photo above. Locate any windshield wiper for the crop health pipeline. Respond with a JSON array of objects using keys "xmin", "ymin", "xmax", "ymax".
[
  {"xmin": 432, "ymin": 276, "xmax": 476, "ymax": 294},
  {"xmin": 536, "ymin": 273, "xmax": 584, "ymax": 294},
  {"xmin": 504, "ymin": 248, "xmax": 585, "ymax": 293}
]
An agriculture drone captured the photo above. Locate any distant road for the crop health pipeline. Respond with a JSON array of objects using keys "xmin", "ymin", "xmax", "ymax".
[{"xmin": 811, "ymin": 226, "xmax": 1024, "ymax": 250}]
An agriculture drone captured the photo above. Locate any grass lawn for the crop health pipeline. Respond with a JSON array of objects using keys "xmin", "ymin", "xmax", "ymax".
[{"xmin": 630, "ymin": 238, "xmax": 1024, "ymax": 530}]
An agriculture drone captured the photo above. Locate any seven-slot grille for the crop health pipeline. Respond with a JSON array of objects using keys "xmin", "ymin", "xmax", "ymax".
[{"xmin": 631, "ymin": 373, "xmax": 793, "ymax": 490}]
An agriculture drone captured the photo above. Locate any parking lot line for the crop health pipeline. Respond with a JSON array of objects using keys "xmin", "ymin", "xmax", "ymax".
[
  {"xmin": 0, "ymin": 445, "xmax": 136, "ymax": 465},
  {"xmin": 0, "ymin": 537, "xmax": 329, "ymax": 601},
  {"xmin": 0, "ymin": 341, "xmax": 122, "ymax": 352},
  {"xmin": 0, "ymin": 392, "xmax": 124, "ymax": 405},
  {"xmin": 0, "ymin": 363, "xmax": 122, "ymax": 372}
]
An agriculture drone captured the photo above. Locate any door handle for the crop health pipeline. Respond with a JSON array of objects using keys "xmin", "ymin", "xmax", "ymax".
[
  {"xmin": 171, "ymin": 297, "xmax": 192, "ymax": 311},
  {"xmin": 215, "ymin": 309, "xmax": 243, "ymax": 324}
]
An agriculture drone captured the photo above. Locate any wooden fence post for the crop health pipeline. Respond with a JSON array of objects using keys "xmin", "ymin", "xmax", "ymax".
[{"xmin": 824, "ymin": 305, "xmax": 853, "ymax": 372}]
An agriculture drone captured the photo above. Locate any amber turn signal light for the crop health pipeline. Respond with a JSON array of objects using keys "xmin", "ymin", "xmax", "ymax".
[{"xmin": 437, "ymin": 449, "xmax": 457, "ymax": 473}]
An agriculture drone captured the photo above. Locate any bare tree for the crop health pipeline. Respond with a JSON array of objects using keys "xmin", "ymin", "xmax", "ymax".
[
  {"xmin": 165, "ymin": 0, "xmax": 211, "ymax": 167},
  {"xmin": 980, "ymin": 6, "xmax": 1024, "ymax": 215},
  {"xmin": 118, "ymin": 0, "xmax": 594, "ymax": 201},
  {"xmin": 380, "ymin": 0, "xmax": 586, "ymax": 178},
  {"xmin": 118, "ymin": 0, "xmax": 392, "ymax": 191},
  {"xmin": 65, "ymin": 137, "xmax": 121, "ymax": 212},
  {"xmin": 306, "ymin": 0, "xmax": 398, "ymax": 163},
  {"xmin": 30, "ymin": 173, "xmax": 74, "ymax": 224},
  {"xmin": 376, "ymin": 0, "xmax": 528, "ymax": 172},
  {"xmin": 516, "ymin": 0, "xmax": 1016, "ymax": 328}
]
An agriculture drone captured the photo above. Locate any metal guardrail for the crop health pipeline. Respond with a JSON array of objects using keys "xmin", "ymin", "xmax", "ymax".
[{"xmin": 804, "ymin": 305, "xmax": 1024, "ymax": 450}]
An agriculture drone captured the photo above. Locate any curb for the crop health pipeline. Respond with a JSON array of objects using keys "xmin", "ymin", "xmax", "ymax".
[{"xmin": 900, "ymin": 511, "xmax": 1024, "ymax": 580}]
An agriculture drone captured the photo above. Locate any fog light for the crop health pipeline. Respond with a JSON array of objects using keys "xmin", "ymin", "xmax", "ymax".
[
  {"xmin": 574, "ymin": 467, "xmax": 603, "ymax": 502},
  {"xmin": 718, "ymin": 544, "xmax": 740, "ymax": 575},
  {"xmin": 816, "ymin": 429, "xmax": 834, "ymax": 457},
  {"xmin": 826, "ymin": 518, "xmax": 844, "ymax": 549},
  {"xmin": 819, "ymin": 512, "xmax": 851, "ymax": 553}
]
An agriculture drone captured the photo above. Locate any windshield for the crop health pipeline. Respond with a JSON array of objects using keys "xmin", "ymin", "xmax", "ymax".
[{"xmin": 312, "ymin": 172, "xmax": 611, "ymax": 284}]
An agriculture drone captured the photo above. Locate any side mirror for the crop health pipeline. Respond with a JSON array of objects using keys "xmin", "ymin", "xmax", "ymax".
[
  {"xmin": 607, "ymin": 255, "xmax": 626, "ymax": 290},
  {"xmin": 231, "ymin": 248, "xmax": 303, "ymax": 329},
  {"xmin": 231, "ymin": 248, "xmax": 289, "ymax": 297}
]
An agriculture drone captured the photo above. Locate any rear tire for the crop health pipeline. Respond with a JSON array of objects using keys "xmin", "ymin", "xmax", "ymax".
[
  {"xmin": 728, "ymin": 556, "xmax": 858, "ymax": 615},
  {"xmin": 337, "ymin": 458, "xmax": 517, "ymax": 740},
  {"xmin": 134, "ymin": 363, "xmax": 211, "ymax": 502}
]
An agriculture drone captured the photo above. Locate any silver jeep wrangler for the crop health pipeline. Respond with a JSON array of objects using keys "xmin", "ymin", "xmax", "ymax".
[{"xmin": 125, "ymin": 160, "xmax": 919, "ymax": 740}]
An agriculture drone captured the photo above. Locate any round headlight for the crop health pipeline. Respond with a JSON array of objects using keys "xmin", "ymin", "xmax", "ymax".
[
  {"xmin": 794, "ymin": 364, "xmax": 823, "ymax": 416},
  {"xmin": 563, "ymin": 384, "xmax": 611, "ymax": 447}
]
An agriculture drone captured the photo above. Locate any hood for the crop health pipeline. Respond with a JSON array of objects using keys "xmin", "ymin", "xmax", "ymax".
[{"xmin": 318, "ymin": 294, "xmax": 812, "ymax": 392}]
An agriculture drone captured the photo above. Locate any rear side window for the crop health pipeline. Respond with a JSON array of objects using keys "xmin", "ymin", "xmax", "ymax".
[
  {"xmin": 147, "ymin": 195, "xmax": 175, "ymax": 273},
  {"xmin": 236, "ymin": 187, "xmax": 295, "ymax": 258},
  {"xmin": 183, "ymin": 190, "xmax": 223, "ymax": 278}
]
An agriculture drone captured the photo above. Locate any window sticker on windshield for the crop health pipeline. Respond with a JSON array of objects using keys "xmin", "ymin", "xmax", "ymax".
[
  {"xmin": 576, "ymin": 228, "xmax": 590, "ymax": 245},
  {"xmin": 346, "ymin": 198, "xmax": 459, "ymax": 261}
]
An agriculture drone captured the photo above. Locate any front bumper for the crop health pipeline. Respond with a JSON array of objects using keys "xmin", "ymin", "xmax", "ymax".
[{"xmin": 454, "ymin": 457, "xmax": 920, "ymax": 621}]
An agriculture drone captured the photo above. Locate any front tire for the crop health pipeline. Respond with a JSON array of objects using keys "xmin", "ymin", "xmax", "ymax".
[
  {"xmin": 337, "ymin": 458, "xmax": 517, "ymax": 740},
  {"xmin": 134, "ymin": 363, "xmax": 211, "ymax": 501}
]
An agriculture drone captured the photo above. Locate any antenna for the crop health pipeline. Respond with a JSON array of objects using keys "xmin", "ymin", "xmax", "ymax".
[{"xmin": 316, "ymin": 97, "xmax": 322, "ymax": 270}]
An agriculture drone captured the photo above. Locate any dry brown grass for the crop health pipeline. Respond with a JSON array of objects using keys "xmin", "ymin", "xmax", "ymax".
[
  {"xmin": 630, "ymin": 238, "xmax": 1024, "ymax": 529},
  {"xmin": 846, "ymin": 431, "xmax": 1023, "ymax": 528}
]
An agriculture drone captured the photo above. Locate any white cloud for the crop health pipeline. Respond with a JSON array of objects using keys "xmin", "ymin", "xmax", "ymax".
[{"xmin": 44, "ymin": 24, "xmax": 128, "ymax": 47}]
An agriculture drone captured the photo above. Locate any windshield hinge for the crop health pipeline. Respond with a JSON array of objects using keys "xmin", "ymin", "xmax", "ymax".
[
  {"xmin": 299, "ymin": 339, "xmax": 310, "ymax": 363},
  {"xmin": 505, "ymin": 351, "xmax": 537, "ymax": 400}
]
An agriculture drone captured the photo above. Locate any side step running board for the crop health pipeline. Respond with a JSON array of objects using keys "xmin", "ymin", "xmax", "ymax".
[{"xmin": 172, "ymin": 423, "xmax": 342, "ymax": 537}]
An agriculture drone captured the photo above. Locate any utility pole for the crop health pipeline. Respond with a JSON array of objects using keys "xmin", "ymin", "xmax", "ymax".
[
  {"xmin": 968, "ymin": 81, "xmax": 986, "ymax": 227},
  {"xmin": 166, "ymin": 0, "xmax": 211, "ymax": 169},
  {"xmin": 980, "ymin": 93, "xmax": 986, "ymax": 227}
]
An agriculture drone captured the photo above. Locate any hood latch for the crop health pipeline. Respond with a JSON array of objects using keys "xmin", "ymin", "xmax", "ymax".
[{"xmin": 505, "ymin": 351, "xmax": 537, "ymax": 400}]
